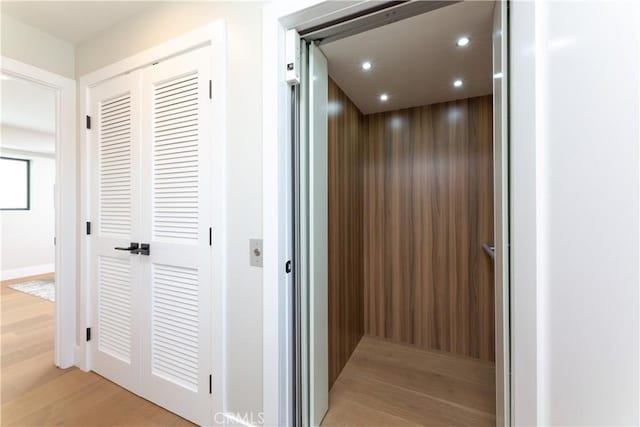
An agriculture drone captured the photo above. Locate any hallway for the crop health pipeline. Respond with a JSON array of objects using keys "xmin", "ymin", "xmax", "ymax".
[{"xmin": 1, "ymin": 274, "xmax": 192, "ymax": 426}]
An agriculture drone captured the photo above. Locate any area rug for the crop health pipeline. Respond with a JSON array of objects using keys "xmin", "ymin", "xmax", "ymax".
[{"xmin": 8, "ymin": 279, "xmax": 55, "ymax": 302}]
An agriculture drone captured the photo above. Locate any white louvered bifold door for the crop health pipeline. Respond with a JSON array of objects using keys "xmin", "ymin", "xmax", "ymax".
[
  {"xmin": 139, "ymin": 46, "xmax": 213, "ymax": 426},
  {"xmin": 89, "ymin": 71, "xmax": 142, "ymax": 394}
]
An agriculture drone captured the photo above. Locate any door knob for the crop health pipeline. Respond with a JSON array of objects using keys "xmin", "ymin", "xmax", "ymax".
[{"xmin": 115, "ymin": 242, "xmax": 139, "ymax": 254}]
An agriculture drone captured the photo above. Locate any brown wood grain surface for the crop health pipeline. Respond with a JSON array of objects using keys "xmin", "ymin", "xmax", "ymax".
[
  {"xmin": 328, "ymin": 78, "xmax": 365, "ymax": 387},
  {"xmin": 362, "ymin": 95, "xmax": 495, "ymax": 361}
]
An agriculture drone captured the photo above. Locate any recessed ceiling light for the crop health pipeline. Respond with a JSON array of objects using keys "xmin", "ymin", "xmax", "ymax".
[
  {"xmin": 379, "ymin": 93, "xmax": 388, "ymax": 102},
  {"xmin": 453, "ymin": 79, "xmax": 463, "ymax": 88},
  {"xmin": 362, "ymin": 61, "xmax": 372, "ymax": 71},
  {"xmin": 456, "ymin": 36, "xmax": 470, "ymax": 47}
]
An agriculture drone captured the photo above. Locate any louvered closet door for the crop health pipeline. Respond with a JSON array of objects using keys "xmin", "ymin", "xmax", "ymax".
[
  {"xmin": 89, "ymin": 71, "xmax": 142, "ymax": 394},
  {"xmin": 139, "ymin": 46, "xmax": 213, "ymax": 426}
]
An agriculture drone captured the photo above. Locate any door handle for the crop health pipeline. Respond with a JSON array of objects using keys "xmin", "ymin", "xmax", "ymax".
[
  {"xmin": 138, "ymin": 243, "xmax": 150, "ymax": 256},
  {"xmin": 482, "ymin": 243, "xmax": 495, "ymax": 260},
  {"xmin": 115, "ymin": 242, "xmax": 139, "ymax": 254}
]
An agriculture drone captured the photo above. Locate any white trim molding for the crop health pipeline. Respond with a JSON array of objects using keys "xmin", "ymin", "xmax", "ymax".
[{"xmin": 1, "ymin": 56, "xmax": 77, "ymax": 369}]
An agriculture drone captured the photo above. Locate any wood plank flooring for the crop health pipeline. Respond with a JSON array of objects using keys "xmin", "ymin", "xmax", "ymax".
[
  {"xmin": 322, "ymin": 335, "xmax": 496, "ymax": 427},
  {"xmin": 1, "ymin": 274, "xmax": 192, "ymax": 426},
  {"xmin": 2, "ymin": 275, "xmax": 496, "ymax": 426}
]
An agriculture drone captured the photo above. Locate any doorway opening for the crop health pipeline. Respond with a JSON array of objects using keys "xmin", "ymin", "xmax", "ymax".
[
  {"xmin": 1, "ymin": 76, "xmax": 57, "ymax": 396},
  {"xmin": 0, "ymin": 59, "xmax": 77, "ymax": 406},
  {"xmin": 0, "ymin": 57, "xmax": 77, "ymax": 374},
  {"xmin": 292, "ymin": 1, "xmax": 509, "ymax": 425},
  {"xmin": 0, "ymin": 73, "xmax": 56, "ymax": 403}
]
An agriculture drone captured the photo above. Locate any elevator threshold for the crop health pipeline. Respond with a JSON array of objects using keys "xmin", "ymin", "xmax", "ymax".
[{"xmin": 321, "ymin": 336, "xmax": 496, "ymax": 426}]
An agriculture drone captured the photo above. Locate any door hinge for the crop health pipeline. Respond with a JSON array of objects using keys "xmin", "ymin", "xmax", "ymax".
[
  {"xmin": 86, "ymin": 221, "xmax": 91, "ymax": 235},
  {"xmin": 209, "ymin": 227, "xmax": 212, "ymax": 246},
  {"xmin": 86, "ymin": 327, "xmax": 92, "ymax": 342},
  {"xmin": 54, "ymin": 237, "xmax": 56, "ymax": 245},
  {"xmin": 209, "ymin": 80, "xmax": 212, "ymax": 100},
  {"xmin": 86, "ymin": 115, "xmax": 91, "ymax": 129},
  {"xmin": 209, "ymin": 374, "xmax": 212, "ymax": 394}
]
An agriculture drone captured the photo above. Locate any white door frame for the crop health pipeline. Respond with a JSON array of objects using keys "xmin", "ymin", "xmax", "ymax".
[
  {"xmin": 77, "ymin": 21, "xmax": 227, "ymax": 416},
  {"xmin": 0, "ymin": 56, "xmax": 77, "ymax": 369}
]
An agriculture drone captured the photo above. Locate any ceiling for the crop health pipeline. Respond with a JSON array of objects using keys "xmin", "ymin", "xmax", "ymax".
[
  {"xmin": 1, "ymin": 75, "xmax": 56, "ymax": 152},
  {"xmin": 1, "ymin": 1, "xmax": 160, "ymax": 45},
  {"xmin": 320, "ymin": 1, "xmax": 495, "ymax": 115}
]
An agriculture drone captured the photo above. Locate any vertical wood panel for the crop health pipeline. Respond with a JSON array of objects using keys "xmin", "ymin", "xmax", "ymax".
[
  {"xmin": 363, "ymin": 95, "xmax": 495, "ymax": 361},
  {"xmin": 328, "ymin": 79, "xmax": 364, "ymax": 387}
]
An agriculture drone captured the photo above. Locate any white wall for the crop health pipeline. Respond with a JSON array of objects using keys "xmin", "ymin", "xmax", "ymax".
[
  {"xmin": 1, "ymin": 125, "xmax": 55, "ymax": 154},
  {"xmin": 75, "ymin": 2, "xmax": 264, "ymax": 421},
  {"xmin": 0, "ymin": 146, "xmax": 56, "ymax": 278},
  {"xmin": 511, "ymin": 1, "xmax": 640, "ymax": 425},
  {"xmin": 0, "ymin": 13, "xmax": 75, "ymax": 79}
]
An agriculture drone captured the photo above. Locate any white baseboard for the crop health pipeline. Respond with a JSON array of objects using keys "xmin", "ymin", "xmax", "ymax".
[{"xmin": 0, "ymin": 263, "xmax": 55, "ymax": 281}]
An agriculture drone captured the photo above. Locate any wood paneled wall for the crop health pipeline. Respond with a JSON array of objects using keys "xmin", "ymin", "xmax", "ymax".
[
  {"xmin": 328, "ymin": 78, "xmax": 365, "ymax": 388},
  {"xmin": 363, "ymin": 95, "xmax": 495, "ymax": 361}
]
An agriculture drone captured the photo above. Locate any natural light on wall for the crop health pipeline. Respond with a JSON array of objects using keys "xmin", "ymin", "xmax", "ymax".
[{"xmin": 0, "ymin": 157, "xmax": 30, "ymax": 210}]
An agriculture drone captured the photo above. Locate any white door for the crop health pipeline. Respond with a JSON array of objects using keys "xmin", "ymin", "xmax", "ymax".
[
  {"xmin": 89, "ymin": 45, "xmax": 216, "ymax": 426},
  {"xmin": 90, "ymin": 70, "xmax": 142, "ymax": 395},
  {"xmin": 307, "ymin": 43, "xmax": 329, "ymax": 427},
  {"xmin": 139, "ymin": 46, "xmax": 213, "ymax": 426}
]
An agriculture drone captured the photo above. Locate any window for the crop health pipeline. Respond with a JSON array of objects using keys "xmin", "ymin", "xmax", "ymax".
[{"xmin": 0, "ymin": 157, "xmax": 30, "ymax": 210}]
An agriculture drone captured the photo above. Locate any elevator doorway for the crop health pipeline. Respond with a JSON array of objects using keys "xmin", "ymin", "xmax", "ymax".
[{"xmin": 290, "ymin": 1, "xmax": 510, "ymax": 426}]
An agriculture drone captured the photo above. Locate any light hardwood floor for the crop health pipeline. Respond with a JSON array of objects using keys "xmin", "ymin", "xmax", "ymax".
[
  {"xmin": 1, "ymin": 274, "xmax": 193, "ymax": 426},
  {"xmin": 322, "ymin": 335, "xmax": 496, "ymax": 427}
]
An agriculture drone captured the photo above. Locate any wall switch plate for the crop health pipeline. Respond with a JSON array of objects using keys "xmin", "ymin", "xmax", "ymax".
[{"xmin": 250, "ymin": 239, "xmax": 263, "ymax": 268}]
